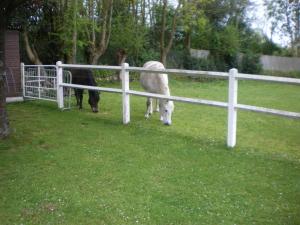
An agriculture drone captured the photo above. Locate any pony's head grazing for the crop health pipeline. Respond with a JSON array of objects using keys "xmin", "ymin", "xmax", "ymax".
[
  {"xmin": 160, "ymin": 100, "xmax": 174, "ymax": 125},
  {"xmin": 88, "ymin": 90, "xmax": 100, "ymax": 113}
]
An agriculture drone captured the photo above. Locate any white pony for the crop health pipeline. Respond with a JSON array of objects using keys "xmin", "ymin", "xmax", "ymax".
[{"xmin": 140, "ymin": 61, "xmax": 174, "ymax": 125}]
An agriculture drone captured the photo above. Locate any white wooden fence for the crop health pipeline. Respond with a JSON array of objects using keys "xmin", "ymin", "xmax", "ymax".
[{"xmin": 55, "ymin": 61, "xmax": 300, "ymax": 148}]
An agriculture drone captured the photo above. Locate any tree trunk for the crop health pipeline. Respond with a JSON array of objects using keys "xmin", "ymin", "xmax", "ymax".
[
  {"xmin": 159, "ymin": 0, "xmax": 167, "ymax": 65},
  {"xmin": 159, "ymin": 0, "xmax": 181, "ymax": 66},
  {"xmin": 23, "ymin": 30, "xmax": 43, "ymax": 65},
  {"xmin": 148, "ymin": 0, "xmax": 154, "ymax": 27},
  {"xmin": 116, "ymin": 48, "xmax": 127, "ymax": 80},
  {"xmin": 160, "ymin": 51, "xmax": 167, "ymax": 66},
  {"xmin": 141, "ymin": 0, "xmax": 146, "ymax": 26},
  {"xmin": 294, "ymin": 0, "xmax": 300, "ymax": 56},
  {"xmin": 184, "ymin": 30, "xmax": 191, "ymax": 50},
  {"xmin": 88, "ymin": 0, "xmax": 113, "ymax": 65},
  {"xmin": 0, "ymin": 19, "xmax": 9, "ymax": 139},
  {"xmin": 71, "ymin": 0, "xmax": 77, "ymax": 64},
  {"xmin": 296, "ymin": 0, "xmax": 300, "ymax": 40},
  {"xmin": 0, "ymin": 0, "xmax": 31, "ymax": 139},
  {"xmin": 66, "ymin": 0, "xmax": 78, "ymax": 64}
]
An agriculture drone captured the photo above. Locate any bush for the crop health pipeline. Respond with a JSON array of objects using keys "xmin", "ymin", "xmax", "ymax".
[
  {"xmin": 130, "ymin": 49, "xmax": 160, "ymax": 67},
  {"xmin": 182, "ymin": 54, "xmax": 238, "ymax": 72},
  {"xmin": 263, "ymin": 70, "xmax": 300, "ymax": 78},
  {"xmin": 93, "ymin": 69, "xmax": 117, "ymax": 83},
  {"xmin": 239, "ymin": 52, "xmax": 262, "ymax": 74}
]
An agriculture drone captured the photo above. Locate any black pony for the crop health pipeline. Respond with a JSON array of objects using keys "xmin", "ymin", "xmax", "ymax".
[{"xmin": 70, "ymin": 69, "xmax": 100, "ymax": 113}]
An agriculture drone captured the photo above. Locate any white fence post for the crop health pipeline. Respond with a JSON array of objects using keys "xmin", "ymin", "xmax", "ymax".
[
  {"xmin": 56, "ymin": 61, "xmax": 64, "ymax": 109},
  {"xmin": 21, "ymin": 63, "xmax": 25, "ymax": 97},
  {"xmin": 227, "ymin": 68, "xmax": 238, "ymax": 148},
  {"xmin": 121, "ymin": 63, "xmax": 130, "ymax": 124}
]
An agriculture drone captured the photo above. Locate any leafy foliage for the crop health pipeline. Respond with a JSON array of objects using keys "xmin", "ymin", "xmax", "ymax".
[
  {"xmin": 265, "ymin": 0, "xmax": 300, "ymax": 49},
  {"xmin": 11, "ymin": 0, "xmax": 287, "ymax": 70},
  {"xmin": 239, "ymin": 51, "xmax": 262, "ymax": 74}
]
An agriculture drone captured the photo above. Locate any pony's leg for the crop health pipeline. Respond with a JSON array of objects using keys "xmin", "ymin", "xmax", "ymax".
[
  {"xmin": 154, "ymin": 98, "xmax": 159, "ymax": 112},
  {"xmin": 75, "ymin": 89, "xmax": 80, "ymax": 107},
  {"xmin": 149, "ymin": 98, "xmax": 153, "ymax": 114},
  {"xmin": 78, "ymin": 89, "xmax": 83, "ymax": 109},
  {"xmin": 159, "ymin": 100, "xmax": 163, "ymax": 121},
  {"xmin": 145, "ymin": 97, "xmax": 153, "ymax": 118}
]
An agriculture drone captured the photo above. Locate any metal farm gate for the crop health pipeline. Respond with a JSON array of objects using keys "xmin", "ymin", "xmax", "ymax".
[{"xmin": 21, "ymin": 64, "xmax": 72, "ymax": 109}]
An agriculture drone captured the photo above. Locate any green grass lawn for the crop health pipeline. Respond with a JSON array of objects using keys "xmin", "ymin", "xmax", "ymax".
[{"xmin": 1, "ymin": 78, "xmax": 300, "ymax": 225}]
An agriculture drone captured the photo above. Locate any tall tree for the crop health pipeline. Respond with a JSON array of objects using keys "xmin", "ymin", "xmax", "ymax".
[
  {"xmin": 71, "ymin": 0, "xmax": 78, "ymax": 63},
  {"xmin": 16, "ymin": 0, "xmax": 55, "ymax": 64},
  {"xmin": 159, "ymin": 0, "xmax": 182, "ymax": 65},
  {"xmin": 0, "ymin": 0, "xmax": 30, "ymax": 139},
  {"xmin": 54, "ymin": 0, "xmax": 80, "ymax": 63},
  {"xmin": 181, "ymin": 0, "xmax": 208, "ymax": 50},
  {"xmin": 85, "ymin": 0, "xmax": 114, "ymax": 65},
  {"xmin": 265, "ymin": 0, "xmax": 300, "ymax": 52},
  {"xmin": 23, "ymin": 29, "xmax": 43, "ymax": 65},
  {"xmin": 109, "ymin": 0, "xmax": 148, "ymax": 66},
  {"xmin": 0, "ymin": 7, "xmax": 9, "ymax": 138}
]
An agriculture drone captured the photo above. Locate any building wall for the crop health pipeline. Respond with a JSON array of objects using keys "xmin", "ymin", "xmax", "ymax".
[
  {"xmin": 190, "ymin": 49, "xmax": 210, "ymax": 59},
  {"xmin": 190, "ymin": 49, "xmax": 300, "ymax": 72},
  {"xmin": 5, "ymin": 30, "xmax": 21, "ymax": 97},
  {"xmin": 260, "ymin": 55, "xmax": 300, "ymax": 72}
]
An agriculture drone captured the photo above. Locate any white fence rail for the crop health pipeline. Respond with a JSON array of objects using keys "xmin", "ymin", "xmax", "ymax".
[{"xmin": 22, "ymin": 62, "xmax": 300, "ymax": 148}]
